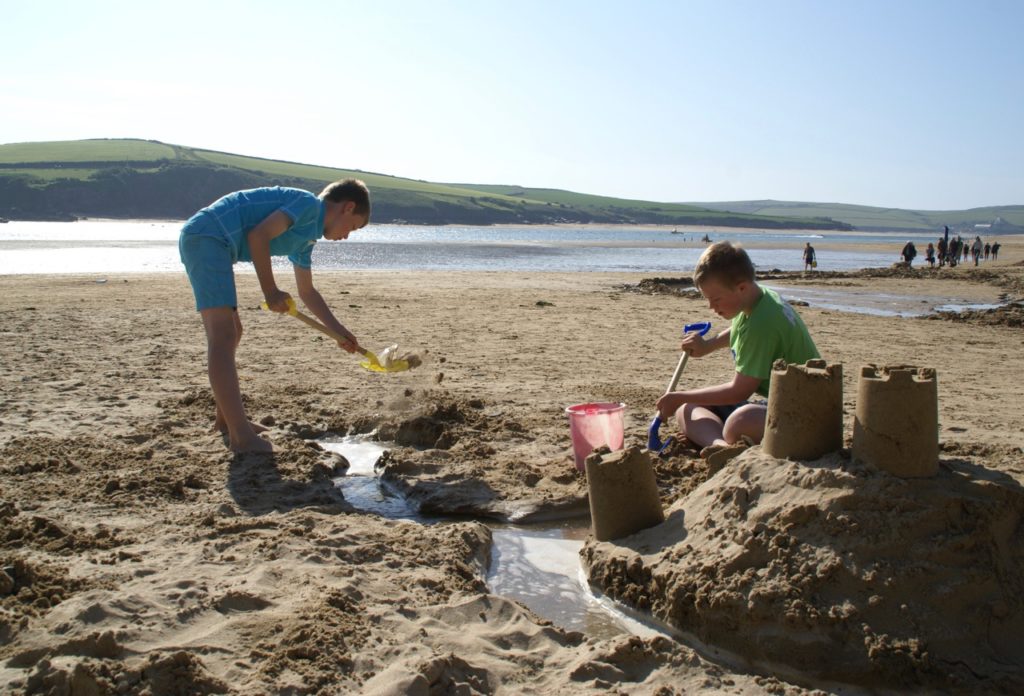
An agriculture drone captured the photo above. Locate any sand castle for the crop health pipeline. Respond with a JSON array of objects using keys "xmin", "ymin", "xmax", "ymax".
[
  {"xmin": 585, "ymin": 446, "xmax": 664, "ymax": 541},
  {"xmin": 762, "ymin": 359, "xmax": 843, "ymax": 461},
  {"xmin": 853, "ymin": 365, "xmax": 938, "ymax": 477}
]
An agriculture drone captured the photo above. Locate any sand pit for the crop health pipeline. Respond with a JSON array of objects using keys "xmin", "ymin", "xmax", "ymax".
[{"xmin": 581, "ymin": 447, "xmax": 1024, "ymax": 691}]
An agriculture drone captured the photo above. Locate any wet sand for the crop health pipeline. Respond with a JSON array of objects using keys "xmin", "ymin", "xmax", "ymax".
[{"xmin": 1, "ymin": 238, "xmax": 1022, "ymax": 693}]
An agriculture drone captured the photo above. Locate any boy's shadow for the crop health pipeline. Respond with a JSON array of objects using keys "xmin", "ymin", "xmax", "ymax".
[{"xmin": 226, "ymin": 450, "xmax": 352, "ymax": 516}]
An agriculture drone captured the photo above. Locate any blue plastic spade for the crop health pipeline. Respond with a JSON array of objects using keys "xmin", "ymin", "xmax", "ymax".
[{"xmin": 647, "ymin": 321, "xmax": 712, "ymax": 454}]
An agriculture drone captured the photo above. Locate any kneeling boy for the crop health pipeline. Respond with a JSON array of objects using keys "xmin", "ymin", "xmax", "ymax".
[{"xmin": 656, "ymin": 242, "xmax": 820, "ymax": 462}]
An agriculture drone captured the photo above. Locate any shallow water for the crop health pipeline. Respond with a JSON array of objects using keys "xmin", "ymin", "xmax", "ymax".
[
  {"xmin": 766, "ymin": 283, "xmax": 1003, "ymax": 317},
  {"xmin": 319, "ymin": 436, "xmax": 662, "ymax": 639},
  {"xmin": 322, "ymin": 437, "xmax": 419, "ymax": 520},
  {"xmin": 0, "ymin": 220, "xmax": 919, "ymax": 274}
]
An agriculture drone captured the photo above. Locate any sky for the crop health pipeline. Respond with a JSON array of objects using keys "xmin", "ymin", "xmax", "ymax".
[{"xmin": 1, "ymin": 0, "xmax": 1022, "ymax": 210}]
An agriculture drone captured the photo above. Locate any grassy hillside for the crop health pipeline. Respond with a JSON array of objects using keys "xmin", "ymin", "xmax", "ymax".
[
  {"xmin": 686, "ymin": 199, "xmax": 1024, "ymax": 233},
  {"xmin": 0, "ymin": 139, "xmax": 848, "ymax": 229}
]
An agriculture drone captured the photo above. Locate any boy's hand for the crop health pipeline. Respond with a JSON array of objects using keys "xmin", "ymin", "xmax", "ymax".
[
  {"xmin": 656, "ymin": 392, "xmax": 685, "ymax": 421},
  {"xmin": 680, "ymin": 332, "xmax": 714, "ymax": 358},
  {"xmin": 334, "ymin": 326, "xmax": 359, "ymax": 354},
  {"xmin": 264, "ymin": 289, "xmax": 293, "ymax": 313}
]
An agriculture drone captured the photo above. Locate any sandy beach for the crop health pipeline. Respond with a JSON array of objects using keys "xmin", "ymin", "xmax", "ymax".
[{"xmin": 2, "ymin": 238, "xmax": 1023, "ymax": 694}]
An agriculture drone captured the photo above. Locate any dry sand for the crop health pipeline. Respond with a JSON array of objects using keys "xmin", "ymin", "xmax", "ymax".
[{"xmin": 1, "ymin": 238, "xmax": 1023, "ymax": 694}]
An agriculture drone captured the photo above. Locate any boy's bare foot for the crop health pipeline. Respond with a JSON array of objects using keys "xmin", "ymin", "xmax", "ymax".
[
  {"xmin": 212, "ymin": 416, "xmax": 268, "ymax": 435},
  {"xmin": 700, "ymin": 436, "xmax": 754, "ymax": 473},
  {"xmin": 230, "ymin": 433, "xmax": 273, "ymax": 454}
]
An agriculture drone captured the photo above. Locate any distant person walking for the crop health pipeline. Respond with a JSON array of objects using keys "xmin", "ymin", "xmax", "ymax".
[
  {"xmin": 925, "ymin": 242, "xmax": 936, "ymax": 267},
  {"xmin": 937, "ymin": 236, "xmax": 948, "ymax": 267},
  {"xmin": 984, "ymin": 242, "xmax": 991, "ymax": 260},
  {"xmin": 803, "ymin": 242, "xmax": 817, "ymax": 271},
  {"xmin": 992, "ymin": 241, "xmax": 1001, "ymax": 261},
  {"xmin": 972, "ymin": 236, "xmax": 983, "ymax": 266},
  {"xmin": 962, "ymin": 242, "xmax": 969, "ymax": 263},
  {"xmin": 900, "ymin": 240, "xmax": 918, "ymax": 267}
]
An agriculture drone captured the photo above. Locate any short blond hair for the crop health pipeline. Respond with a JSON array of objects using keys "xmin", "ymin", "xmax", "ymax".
[{"xmin": 693, "ymin": 241, "xmax": 755, "ymax": 289}]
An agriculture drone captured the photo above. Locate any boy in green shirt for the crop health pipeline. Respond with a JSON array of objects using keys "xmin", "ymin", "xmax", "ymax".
[{"xmin": 656, "ymin": 242, "xmax": 820, "ymax": 463}]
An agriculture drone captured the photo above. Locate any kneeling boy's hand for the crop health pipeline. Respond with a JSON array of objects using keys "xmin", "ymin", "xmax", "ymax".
[
  {"xmin": 656, "ymin": 393, "xmax": 685, "ymax": 421},
  {"xmin": 680, "ymin": 332, "xmax": 713, "ymax": 357}
]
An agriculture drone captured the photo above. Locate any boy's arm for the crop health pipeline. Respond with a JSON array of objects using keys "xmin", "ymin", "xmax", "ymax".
[
  {"xmin": 656, "ymin": 371, "xmax": 760, "ymax": 420},
  {"xmin": 247, "ymin": 211, "xmax": 294, "ymax": 311},
  {"xmin": 293, "ymin": 266, "xmax": 359, "ymax": 353}
]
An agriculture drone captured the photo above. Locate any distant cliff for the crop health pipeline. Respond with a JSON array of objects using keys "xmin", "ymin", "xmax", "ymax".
[
  {"xmin": 0, "ymin": 140, "xmax": 852, "ymax": 229},
  {"xmin": 0, "ymin": 161, "xmax": 851, "ymax": 228}
]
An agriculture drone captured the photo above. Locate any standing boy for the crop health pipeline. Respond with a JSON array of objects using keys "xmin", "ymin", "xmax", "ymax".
[
  {"xmin": 656, "ymin": 242, "xmax": 820, "ymax": 466},
  {"xmin": 179, "ymin": 180, "xmax": 370, "ymax": 452}
]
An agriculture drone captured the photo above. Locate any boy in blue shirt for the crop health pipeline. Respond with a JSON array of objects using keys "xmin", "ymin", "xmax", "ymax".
[
  {"xmin": 656, "ymin": 242, "xmax": 819, "ymax": 465},
  {"xmin": 179, "ymin": 179, "xmax": 370, "ymax": 453}
]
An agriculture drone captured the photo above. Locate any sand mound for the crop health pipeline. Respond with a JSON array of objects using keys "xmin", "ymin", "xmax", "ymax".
[
  {"xmin": 622, "ymin": 277, "xmax": 698, "ymax": 296},
  {"xmin": 582, "ymin": 448, "xmax": 1024, "ymax": 691},
  {"xmin": 924, "ymin": 299, "xmax": 1024, "ymax": 327}
]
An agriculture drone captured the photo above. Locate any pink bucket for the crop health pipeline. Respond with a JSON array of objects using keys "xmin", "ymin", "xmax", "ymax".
[{"xmin": 565, "ymin": 402, "xmax": 626, "ymax": 471}]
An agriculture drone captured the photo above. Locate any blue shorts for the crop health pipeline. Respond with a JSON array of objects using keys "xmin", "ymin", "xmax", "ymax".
[{"xmin": 179, "ymin": 233, "xmax": 237, "ymax": 311}]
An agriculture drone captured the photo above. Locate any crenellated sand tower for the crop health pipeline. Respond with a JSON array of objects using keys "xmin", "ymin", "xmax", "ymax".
[
  {"xmin": 585, "ymin": 445, "xmax": 664, "ymax": 541},
  {"xmin": 762, "ymin": 359, "xmax": 844, "ymax": 460},
  {"xmin": 853, "ymin": 365, "xmax": 938, "ymax": 477}
]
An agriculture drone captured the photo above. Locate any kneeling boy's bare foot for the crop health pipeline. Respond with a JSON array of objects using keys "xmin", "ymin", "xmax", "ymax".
[
  {"xmin": 700, "ymin": 437, "xmax": 753, "ymax": 474},
  {"xmin": 230, "ymin": 434, "xmax": 274, "ymax": 454}
]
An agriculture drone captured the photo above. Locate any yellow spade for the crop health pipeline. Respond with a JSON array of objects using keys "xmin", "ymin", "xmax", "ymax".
[{"xmin": 260, "ymin": 298, "xmax": 416, "ymax": 373}]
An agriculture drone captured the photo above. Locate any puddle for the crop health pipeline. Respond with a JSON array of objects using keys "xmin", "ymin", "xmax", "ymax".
[
  {"xmin": 321, "ymin": 436, "xmax": 418, "ymax": 520},
  {"xmin": 319, "ymin": 436, "xmax": 663, "ymax": 639},
  {"xmin": 766, "ymin": 284, "xmax": 1004, "ymax": 317},
  {"xmin": 487, "ymin": 522, "xmax": 664, "ymax": 639}
]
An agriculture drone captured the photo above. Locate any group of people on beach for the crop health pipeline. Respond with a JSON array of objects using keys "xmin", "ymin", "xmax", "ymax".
[
  {"xmin": 178, "ymin": 180, "xmax": 817, "ymax": 468},
  {"xmin": 910, "ymin": 227, "xmax": 1001, "ymax": 269}
]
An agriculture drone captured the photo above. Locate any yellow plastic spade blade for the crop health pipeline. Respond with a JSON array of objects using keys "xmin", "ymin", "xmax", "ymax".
[{"xmin": 359, "ymin": 352, "xmax": 411, "ymax": 373}]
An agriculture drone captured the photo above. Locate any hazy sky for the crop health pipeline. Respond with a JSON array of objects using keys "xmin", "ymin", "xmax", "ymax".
[{"xmin": 2, "ymin": 0, "xmax": 1021, "ymax": 209}]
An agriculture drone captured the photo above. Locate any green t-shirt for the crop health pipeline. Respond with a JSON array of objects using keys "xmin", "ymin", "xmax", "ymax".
[{"xmin": 730, "ymin": 286, "xmax": 820, "ymax": 397}]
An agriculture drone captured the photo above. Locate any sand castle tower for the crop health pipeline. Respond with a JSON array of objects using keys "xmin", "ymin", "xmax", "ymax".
[
  {"xmin": 762, "ymin": 359, "xmax": 843, "ymax": 460},
  {"xmin": 853, "ymin": 365, "xmax": 938, "ymax": 478},
  {"xmin": 585, "ymin": 445, "xmax": 664, "ymax": 542}
]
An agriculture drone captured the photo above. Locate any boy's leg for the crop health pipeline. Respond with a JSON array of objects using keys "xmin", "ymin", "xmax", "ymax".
[
  {"xmin": 211, "ymin": 311, "xmax": 267, "ymax": 435},
  {"xmin": 201, "ymin": 307, "xmax": 272, "ymax": 453},
  {"xmin": 722, "ymin": 404, "xmax": 767, "ymax": 444},
  {"xmin": 180, "ymin": 231, "xmax": 271, "ymax": 453},
  {"xmin": 675, "ymin": 404, "xmax": 726, "ymax": 449}
]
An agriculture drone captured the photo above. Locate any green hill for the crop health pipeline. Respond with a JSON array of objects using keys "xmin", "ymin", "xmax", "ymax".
[
  {"xmin": 685, "ymin": 200, "xmax": 1024, "ymax": 233},
  {"xmin": 0, "ymin": 139, "xmax": 848, "ymax": 229}
]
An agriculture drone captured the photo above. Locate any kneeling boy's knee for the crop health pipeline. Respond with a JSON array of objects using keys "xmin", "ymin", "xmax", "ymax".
[{"xmin": 723, "ymin": 405, "xmax": 766, "ymax": 443}]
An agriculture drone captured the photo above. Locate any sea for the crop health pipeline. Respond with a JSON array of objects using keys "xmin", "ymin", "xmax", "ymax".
[
  {"xmin": 0, "ymin": 220, "xmax": 941, "ymax": 275},
  {"xmin": 0, "ymin": 221, "xmax": 995, "ymax": 316}
]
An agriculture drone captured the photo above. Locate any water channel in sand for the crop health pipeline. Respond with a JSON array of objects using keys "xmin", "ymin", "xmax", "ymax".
[{"xmin": 319, "ymin": 436, "xmax": 665, "ymax": 640}]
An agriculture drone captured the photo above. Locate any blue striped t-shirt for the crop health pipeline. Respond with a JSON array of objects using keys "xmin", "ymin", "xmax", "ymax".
[{"xmin": 181, "ymin": 187, "xmax": 324, "ymax": 268}]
